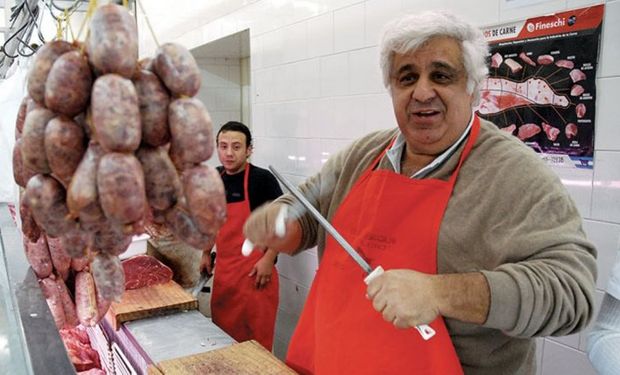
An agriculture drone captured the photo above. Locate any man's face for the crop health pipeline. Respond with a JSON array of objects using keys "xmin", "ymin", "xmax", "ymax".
[
  {"xmin": 389, "ymin": 36, "xmax": 474, "ymax": 156},
  {"xmin": 217, "ymin": 130, "xmax": 252, "ymax": 174}
]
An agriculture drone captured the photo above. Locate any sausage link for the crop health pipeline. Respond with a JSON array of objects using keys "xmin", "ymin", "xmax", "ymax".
[
  {"xmin": 169, "ymin": 98, "xmax": 213, "ymax": 165},
  {"xmin": 44, "ymin": 51, "xmax": 92, "ymax": 116},
  {"xmin": 153, "ymin": 43, "xmax": 201, "ymax": 97},
  {"xmin": 27, "ymin": 40, "xmax": 75, "ymax": 104},
  {"xmin": 97, "ymin": 152, "xmax": 146, "ymax": 225},
  {"xmin": 87, "ymin": 3, "xmax": 138, "ymax": 78},
  {"xmin": 23, "ymin": 174, "xmax": 74, "ymax": 237},
  {"xmin": 134, "ymin": 69, "xmax": 171, "ymax": 146},
  {"xmin": 182, "ymin": 165, "xmax": 226, "ymax": 236},
  {"xmin": 45, "ymin": 116, "xmax": 87, "ymax": 187},
  {"xmin": 136, "ymin": 146, "xmax": 181, "ymax": 212},
  {"xmin": 21, "ymin": 108, "xmax": 56, "ymax": 174},
  {"xmin": 91, "ymin": 74, "xmax": 141, "ymax": 152}
]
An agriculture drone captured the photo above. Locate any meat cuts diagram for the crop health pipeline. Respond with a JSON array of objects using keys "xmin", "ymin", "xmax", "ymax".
[{"xmin": 476, "ymin": 5, "xmax": 604, "ymax": 169}]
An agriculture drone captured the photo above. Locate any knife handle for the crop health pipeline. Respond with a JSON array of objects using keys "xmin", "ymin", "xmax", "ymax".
[{"xmin": 364, "ymin": 266, "xmax": 436, "ymax": 341}]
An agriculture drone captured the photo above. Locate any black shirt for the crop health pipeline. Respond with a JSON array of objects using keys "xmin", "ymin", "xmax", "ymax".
[{"xmin": 216, "ymin": 164, "xmax": 283, "ymax": 211}]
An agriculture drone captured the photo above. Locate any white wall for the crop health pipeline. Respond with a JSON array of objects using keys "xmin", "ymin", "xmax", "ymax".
[
  {"xmin": 193, "ymin": 57, "xmax": 243, "ymax": 167},
  {"xmin": 138, "ymin": 0, "xmax": 620, "ymax": 372}
]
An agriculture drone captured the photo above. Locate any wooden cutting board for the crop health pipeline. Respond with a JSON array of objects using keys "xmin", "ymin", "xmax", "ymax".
[
  {"xmin": 147, "ymin": 340, "xmax": 297, "ymax": 374},
  {"xmin": 105, "ymin": 280, "xmax": 197, "ymax": 330}
]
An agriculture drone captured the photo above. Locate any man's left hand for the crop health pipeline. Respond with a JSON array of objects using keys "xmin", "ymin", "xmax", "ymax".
[
  {"xmin": 366, "ymin": 269, "xmax": 440, "ymax": 329},
  {"xmin": 249, "ymin": 254, "xmax": 274, "ymax": 289}
]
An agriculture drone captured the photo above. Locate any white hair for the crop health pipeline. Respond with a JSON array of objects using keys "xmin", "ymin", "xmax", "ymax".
[{"xmin": 379, "ymin": 10, "xmax": 489, "ymax": 105}]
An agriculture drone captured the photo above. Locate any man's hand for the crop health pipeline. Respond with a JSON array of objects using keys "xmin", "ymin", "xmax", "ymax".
[
  {"xmin": 366, "ymin": 269, "xmax": 490, "ymax": 328},
  {"xmin": 366, "ymin": 269, "xmax": 440, "ymax": 329},
  {"xmin": 249, "ymin": 249, "xmax": 276, "ymax": 289},
  {"xmin": 200, "ymin": 250, "xmax": 214, "ymax": 275},
  {"xmin": 243, "ymin": 203, "xmax": 302, "ymax": 254}
]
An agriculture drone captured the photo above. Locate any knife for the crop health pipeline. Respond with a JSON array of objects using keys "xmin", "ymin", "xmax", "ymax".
[
  {"xmin": 268, "ymin": 165, "xmax": 435, "ymax": 341},
  {"xmin": 192, "ymin": 252, "xmax": 216, "ymax": 298}
]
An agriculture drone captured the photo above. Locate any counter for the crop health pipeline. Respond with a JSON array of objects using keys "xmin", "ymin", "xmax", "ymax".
[{"xmin": 0, "ymin": 202, "xmax": 75, "ymax": 374}]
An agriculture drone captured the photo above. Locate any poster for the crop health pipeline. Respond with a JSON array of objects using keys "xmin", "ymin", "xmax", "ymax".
[{"xmin": 476, "ymin": 5, "xmax": 604, "ymax": 169}]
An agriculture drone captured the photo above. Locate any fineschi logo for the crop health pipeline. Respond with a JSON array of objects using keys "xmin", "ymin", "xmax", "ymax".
[{"xmin": 526, "ymin": 22, "xmax": 535, "ymax": 32}]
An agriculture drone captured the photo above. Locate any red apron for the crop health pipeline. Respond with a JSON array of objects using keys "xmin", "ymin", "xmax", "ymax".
[
  {"xmin": 212, "ymin": 165, "xmax": 279, "ymax": 350},
  {"xmin": 286, "ymin": 117, "xmax": 481, "ymax": 374}
]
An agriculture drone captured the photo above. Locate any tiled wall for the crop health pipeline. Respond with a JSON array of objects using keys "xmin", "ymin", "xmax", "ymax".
[
  {"xmin": 192, "ymin": 57, "xmax": 243, "ymax": 167},
  {"xmin": 138, "ymin": 0, "xmax": 619, "ymax": 372}
]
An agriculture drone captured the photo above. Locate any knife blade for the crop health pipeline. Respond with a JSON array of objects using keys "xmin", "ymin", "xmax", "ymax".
[{"xmin": 268, "ymin": 165, "xmax": 435, "ymax": 340}]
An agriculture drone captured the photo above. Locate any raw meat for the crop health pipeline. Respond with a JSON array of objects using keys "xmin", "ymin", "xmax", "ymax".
[
  {"xmin": 566, "ymin": 123, "xmax": 578, "ymax": 139},
  {"xmin": 570, "ymin": 84, "xmax": 584, "ymax": 97},
  {"xmin": 490, "ymin": 53, "xmax": 503, "ymax": 68},
  {"xmin": 576, "ymin": 103, "xmax": 586, "ymax": 118},
  {"xmin": 555, "ymin": 60, "xmax": 574, "ymax": 69},
  {"xmin": 504, "ymin": 58, "xmax": 522, "ymax": 73},
  {"xmin": 542, "ymin": 122, "xmax": 560, "ymax": 142},
  {"xmin": 570, "ymin": 69, "xmax": 586, "ymax": 83},
  {"xmin": 59, "ymin": 327, "xmax": 102, "ymax": 372},
  {"xmin": 537, "ymin": 54, "xmax": 554, "ymax": 65},
  {"xmin": 478, "ymin": 77, "xmax": 569, "ymax": 115},
  {"xmin": 500, "ymin": 124, "xmax": 516, "ymax": 135},
  {"xmin": 517, "ymin": 123, "xmax": 541, "ymax": 140},
  {"xmin": 122, "ymin": 254, "xmax": 174, "ymax": 290},
  {"xmin": 518, "ymin": 52, "xmax": 536, "ymax": 67}
]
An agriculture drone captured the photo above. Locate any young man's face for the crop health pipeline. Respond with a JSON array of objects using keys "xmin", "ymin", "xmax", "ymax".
[{"xmin": 217, "ymin": 130, "xmax": 252, "ymax": 174}]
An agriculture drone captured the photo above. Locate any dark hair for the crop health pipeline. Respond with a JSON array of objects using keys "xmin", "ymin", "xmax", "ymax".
[{"xmin": 216, "ymin": 121, "xmax": 252, "ymax": 148}]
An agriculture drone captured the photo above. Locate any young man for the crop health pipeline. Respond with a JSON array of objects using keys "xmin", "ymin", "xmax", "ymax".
[{"xmin": 202, "ymin": 121, "xmax": 282, "ymax": 350}]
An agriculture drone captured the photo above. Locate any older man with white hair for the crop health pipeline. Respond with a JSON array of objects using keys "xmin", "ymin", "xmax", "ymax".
[{"xmin": 244, "ymin": 10, "xmax": 597, "ymax": 375}]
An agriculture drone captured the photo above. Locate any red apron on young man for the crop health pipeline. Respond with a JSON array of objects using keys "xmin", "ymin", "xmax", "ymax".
[
  {"xmin": 212, "ymin": 166, "xmax": 279, "ymax": 350},
  {"xmin": 286, "ymin": 116, "xmax": 481, "ymax": 374}
]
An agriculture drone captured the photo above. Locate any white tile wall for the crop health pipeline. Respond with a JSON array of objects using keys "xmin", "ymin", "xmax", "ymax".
[
  {"xmin": 594, "ymin": 77, "xmax": 620, "ymax": 151},
  {"xmin": 498, "ymin": 0, "xmax": 567, "ymax": 22},
  {"xmin": 348, "ymin": 47, "xmax": 384, "ymax": 95},
  {"xmin": 307, "ymin": 13, "xmax": 335, "ymax": 58},
  {"xmin": 553, "ymin": 166, "xmax": 593, "ymax": 218},
  {"xmin": 592, "ymin": 151, "xmax": 620, "ymax": 223},
  {"xmin": 320, "ymin": 53, "xmax": 349, "ymax": 96},
  {"xmin": 145, "ymin": 0, "xmax": 620, "ymax": 368},
  {"xmin": 598, "ymin": 0, "xmax": 620, "ymax": 78},
  {"xmin": 364, "ymin": 0, "xmax": 401, "ymax": 46},
  {"xmin": 334, "ymin": 3, "xmax": 366, "ymax": 53},
  {"xmin": 541, "ymin": 340, "xmax": 597, "ymax": 375}
]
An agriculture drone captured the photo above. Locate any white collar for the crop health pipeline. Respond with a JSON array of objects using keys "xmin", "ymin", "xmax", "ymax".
[{"xmin": 386, "ymin": 113, "xmax": 474, "ymax": 178}]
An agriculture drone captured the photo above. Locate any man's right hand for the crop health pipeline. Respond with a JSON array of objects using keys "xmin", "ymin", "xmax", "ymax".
[
  {"xmin": 243, "ymin": 203, "xmax": 302, "ymax": 254},
  {"xmin": 200, "ymin": 251, "xmax": 214, "ymax": 275}
]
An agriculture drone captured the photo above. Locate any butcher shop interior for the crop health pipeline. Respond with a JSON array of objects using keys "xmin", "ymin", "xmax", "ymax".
[{"xmin": 1, "ymin": 0, "xmax": 619, "ymax": 374}]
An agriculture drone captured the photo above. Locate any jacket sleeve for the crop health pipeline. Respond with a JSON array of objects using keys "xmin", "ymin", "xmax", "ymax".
[{"xmin": 476, "ymin": 145, "xmax": 597, "ymax": 337}]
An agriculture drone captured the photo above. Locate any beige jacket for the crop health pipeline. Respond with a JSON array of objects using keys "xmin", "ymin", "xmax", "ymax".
[{"xmin": 278, "ymin": 119, "xmax": 597, "ymax": 375}]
